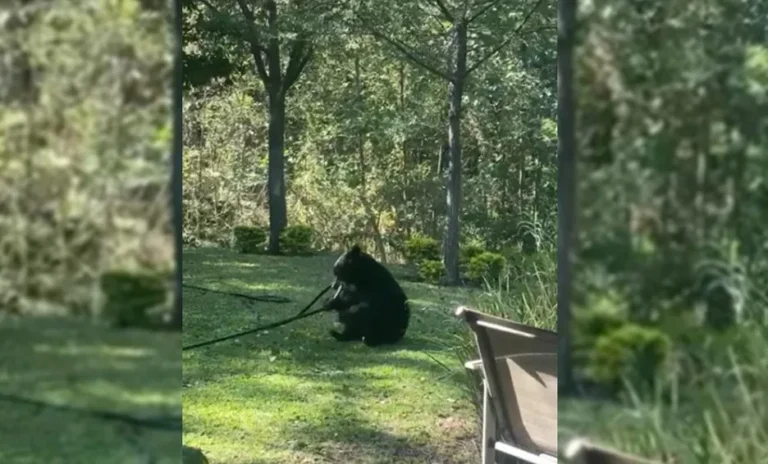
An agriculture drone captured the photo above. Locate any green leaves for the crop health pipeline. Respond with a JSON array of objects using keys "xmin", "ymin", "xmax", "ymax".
[{"xmin": 744, "ymin": 45, "xmax": 768, "ymax": 101}]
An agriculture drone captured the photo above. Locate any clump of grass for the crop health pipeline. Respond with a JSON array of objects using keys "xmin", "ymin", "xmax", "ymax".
[{"xmin": 560, "ymin": 314, "xmax": 768, "ymax": 462}]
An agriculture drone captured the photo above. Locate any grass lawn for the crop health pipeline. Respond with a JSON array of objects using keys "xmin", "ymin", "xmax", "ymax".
[
  {"xmin": 182, "ymin": 247, "xmax": 494, "ymax": 464},
  {"xmin": 0, "ymin": 316, "xmax": 181, "ymax": 463},
  {"xmin": 559, "ymin": 398, "xmax": 655, "ymax": 453}
]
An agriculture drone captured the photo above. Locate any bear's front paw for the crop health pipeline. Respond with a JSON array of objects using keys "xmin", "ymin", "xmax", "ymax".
[{"xmin": 363, "ymin": 336, "xmax": 384, "ymax": 347}]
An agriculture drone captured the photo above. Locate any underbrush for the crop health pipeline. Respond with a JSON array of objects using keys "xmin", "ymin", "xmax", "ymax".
[{"xmin": 560, "ymin": 314, "xmax": 768, "ymax": 462}]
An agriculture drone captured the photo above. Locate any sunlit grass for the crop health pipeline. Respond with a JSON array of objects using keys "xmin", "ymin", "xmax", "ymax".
[{"xmin": 182, "ymin": 247, "xmax": 493, "ymax": 463}]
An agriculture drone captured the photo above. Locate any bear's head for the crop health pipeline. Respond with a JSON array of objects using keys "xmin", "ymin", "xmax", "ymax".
[{"xmin": 332, "ymin": 244, "xmax": 365, "ymax": 284}]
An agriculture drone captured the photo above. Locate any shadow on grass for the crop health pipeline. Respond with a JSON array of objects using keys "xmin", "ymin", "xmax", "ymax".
[
  {"xmin": 0, "ymin": 315, "xmax": 181, "ymax": 464},
  {"xmin": 278, "ymin": 401, "xmax": 475, "ymax": 463}
]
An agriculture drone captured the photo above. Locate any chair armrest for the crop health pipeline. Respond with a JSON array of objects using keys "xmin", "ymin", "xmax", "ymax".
[
  {"xmin": 496, "ymin": 442, "xmax": 558, "ymax": 463},
  {"xmin": 464, "ymin": 359, "xmax": 484, "ymax": 372},
  {"xmin": 564, "ymin": 438, "xmax": 658, "ymax": 463}
]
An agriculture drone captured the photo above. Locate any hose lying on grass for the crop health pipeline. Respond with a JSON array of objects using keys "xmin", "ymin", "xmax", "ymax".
[
  {"xmin": 182, "ymin": 284, "xmax": 331, "ymax": 351},
  {"xmin": 0, "ymin": 391, "xmax": 181, "ymax": 431},
  {"xmin": 182, "ymin": 283, "xmax": 291, "ymax": 303}
]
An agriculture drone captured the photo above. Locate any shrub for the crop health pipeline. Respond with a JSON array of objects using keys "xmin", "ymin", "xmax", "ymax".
[
  {"xmin": 404, "ymin": 234, "xmax": 440, "ymax": 265},
  {"xmin": 418, "ymin": 259, "xmax": 445, "ymax": 284},
  {"xmin": 101, "ymin": 270, "xmax": 167, "ymax": 328},
  {"xmin": 233, "ymin": 226, "xmax": 267, "ymax": 254},
  {"xmin": 460, "ymin": 243, "xmax": 485, "ymax": 265},
  {"xmin": 280, "ymin": 225, "xmax": 314, "ymax": 255},
  {"xmin": 574, "ymin": 305, "xmax": 627, "ymax": 345},
  {"xmin": 573, "ymin": 305, "xmax": 627, "ymax": 368},
  {"xmin": 587, "ymin": 324, "xmax": 671, "ymax": 392},
  {"xmin": 466, "ymin": 252, "xmax": 506, "ymax": 283}
]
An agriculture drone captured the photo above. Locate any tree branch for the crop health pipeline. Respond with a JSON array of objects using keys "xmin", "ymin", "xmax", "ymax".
[
  {"xmin": 357, "ymin": 13, "xmax": 452, "ymax": 82},
  {"xmin": 283, "ymin": 38, "xmax": 313, "ymax": 91},
  {"xmin": 235, "ymin": 0, "xmax": 270, "ymax": 84},
  {"xmin": 265, "ymin": 0, "xmax": 283, "ymax": 94},
  {"xmin": 466, "ymin": 0, "xmax": 545, "ymax": 75},
  {"xmin": 466, "ymin": 0, "xmax": 506, "ymax": 24},
  {"xmin": 428, "ymin": 0, "xmax": 454, "ymax": 22},
  {"xmin": 416, "ymin": 2, "xmax": 452, "ymax": 34}
]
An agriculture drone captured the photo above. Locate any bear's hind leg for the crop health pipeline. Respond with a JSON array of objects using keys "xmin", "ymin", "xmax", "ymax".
[
  {"xmin": 331, "ymin": 304, "xmax": 368, "ymax": 342},
  {"xmin": 362, "ymin": 335, "xmax": 387, "ymax": 347},
  {"xmin": 330, "ymin": 329, "xmax": 363, "ymax": 342}
]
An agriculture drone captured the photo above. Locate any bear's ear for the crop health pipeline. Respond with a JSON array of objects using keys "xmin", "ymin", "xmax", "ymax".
[{"xmin": 350, "ymin": 244, "xmax": 362, "ymax": 255}]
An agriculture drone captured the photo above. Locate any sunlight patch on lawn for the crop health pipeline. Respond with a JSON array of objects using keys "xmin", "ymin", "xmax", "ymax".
[{"xmin": 33, "ymin": 343, "xmax": 154, "ymax": 358}]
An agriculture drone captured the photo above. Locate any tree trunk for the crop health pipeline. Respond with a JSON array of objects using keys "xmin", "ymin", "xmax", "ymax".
[
  {"xmin": 443, "ymin": 22, "xmax": 467, "ymax": 286},
  {"xmin": 169, "ymin": 0, "xmax": 183, "ymax": 330},
  {"xmin": 731, "ymin": 144, "xmax": 747, "ymax": 253},
  {"xmin": 354, "ymin": 56, "xmax": 388, "ymax": 263},
  {"xmin": 399, "ymin": 63, "xmax": 410, "ymax": 239},
  {"xmin": 557, "ymin": 0, "xmax": 577, "ymax": 395},
  {"xmin": 532, "ymin": 154, "xmax": 541, "ymax": 223},
  {"xmin": 266, "ymin": 92, "xmax": 287, "ymax": 254},
  {"xmin": 519, "ymin": 148, "xmax": 526, "ymax": 212}
]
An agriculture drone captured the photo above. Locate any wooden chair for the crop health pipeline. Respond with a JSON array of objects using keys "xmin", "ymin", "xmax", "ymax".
[
  {"xmin": 562, "ymin": 438, "xmax": 660, "ymax": 464},
  {"xmin": 455, "ymin": 306, "xmax": 558, "ymax": 464}
]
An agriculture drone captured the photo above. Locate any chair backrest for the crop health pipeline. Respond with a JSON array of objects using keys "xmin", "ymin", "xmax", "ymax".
[
  {"xmin": 563, "ymin": 438, "xmax": 661, "ymax": 464},
  {"xmin": 455, "ymin": 306, "xmax": 558, "ymax": 456}
]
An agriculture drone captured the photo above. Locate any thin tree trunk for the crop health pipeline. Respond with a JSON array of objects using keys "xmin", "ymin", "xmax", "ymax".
[
  {"xmin": 263, "ymin": 98, "xmax": 290, "ymax": 255},
  {"xmin": 169, "ymin": 0, "xmax": 183, "ymax": 330},
  {"xmin": 354, "ymin": 56, "xmax": 387, "ymax": 262},
  {"xmin": 519, "ymin": 149, "xmax": 526, "ymax": 211},
  {"xmin": 196, "ymin": 138, "xmax": 202, "ymax": 237},
  {"xmin": 238, "ymin": 0, "xmax": 311, "ymax": 254},
  {"xmin": 731, "ymin": 145, "xmax": 746, "ymax": 250},
  {"xmin": 443, "ymin": 22, "xmax": 467, "ymax": 286},
  {"xmin": 694, "ymin": 129, "xmax": 707, "ymax": 247},
  {"xmin": 267, "ymin": 91, "xmax": 287, "ymax": 254},
  {"xmin": 399, "ymin": 63, "xmax": 410, "ymax": 239},
  {"xmin": 557, "ymin": 0, "xmax": 576, "ymax": 395},
  {"xmin": 532, "ymin": 153, "xmax": 541, "ymax": 223}
]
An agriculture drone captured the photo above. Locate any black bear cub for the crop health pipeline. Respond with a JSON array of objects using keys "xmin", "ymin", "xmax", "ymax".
[{"xmin": 322, "ymin": 245, "xmax": 410, "ymax": 346}]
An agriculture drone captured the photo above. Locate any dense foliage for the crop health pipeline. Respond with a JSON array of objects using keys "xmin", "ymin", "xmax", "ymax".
[
  {"xmin": 0, "ymin": 0, "xmax": 174, "ymax": 321},
  {"xmin": 573, "ymin": 0, "xmax": 768, "ymax": 390},
  {"xmin": 567, "ymin": 0, "xmax": 768, "ymax": 459},
  {"xmin": 181, "ymin": 0, "xmax": 558, "ymax": 270}
]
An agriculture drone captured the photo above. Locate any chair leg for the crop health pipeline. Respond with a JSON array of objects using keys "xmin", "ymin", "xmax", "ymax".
[{"xmin": 481, "ymin": 379, "xmax": 496, "ymax": 464}]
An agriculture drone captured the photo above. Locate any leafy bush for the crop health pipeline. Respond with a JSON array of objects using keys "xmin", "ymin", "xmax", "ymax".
[
  {"xmin": 573, "ymin": 292, "xmax": 628, "ymax": 341},
  {"xmin": 573, "ymin": 301, "xmax": 628, "ymax": 369},
  {"xmin": 587, "ymin": 324, "xmax": 671, "ymax": 392},
  {"xmin": 233, "ymin": 226, "xmax": 267, "ymax": 254},
  {"xmin": 101, "ymin": 270, "xmax": 168, "ymax": 328},
  {"xmin": 466, "ymin": 252, "xmax": 507, "ymax": 283},
  {"xmin": 418, "ymin": 259, "xmax": 445, "ymax": 284},
  {"xmin": 404, "ymin": 234, "xmax": 440, "ymax": 265},
  {"xmin": 280, "ymin": 225, "xmax": 314, "ymax": 255},
  {"xmin": 460, "ymin": 243, "xmax": 485, "ymax": 264}
]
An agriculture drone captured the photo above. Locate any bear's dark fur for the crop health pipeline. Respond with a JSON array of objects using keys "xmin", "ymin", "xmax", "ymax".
[{"xmin": 322, "ymin": 245, "xmax": 410, "ymax": 346}]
